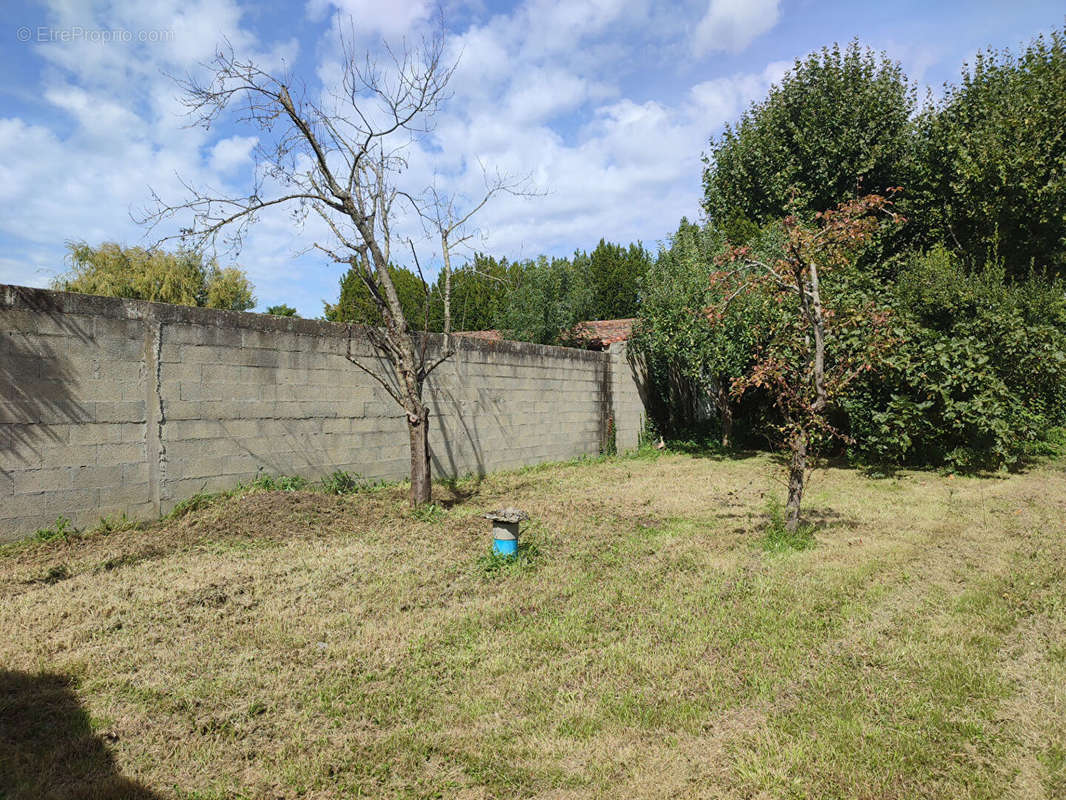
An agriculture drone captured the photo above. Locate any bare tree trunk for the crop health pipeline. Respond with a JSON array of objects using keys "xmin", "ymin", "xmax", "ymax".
[
  {"xmin": 785, "ymin": 427, "xmax": 807, "ymax": 533},
  {"xmin": 408, "ymin": 406, "xmax": 431, "ymax": 505},
  {"xmin": 714, "ymin": 378, "xmax": 733, "ymax": 449},
  {"xmin": 440, "ymin": 232, "xmax": 452, "ymax": 354}
]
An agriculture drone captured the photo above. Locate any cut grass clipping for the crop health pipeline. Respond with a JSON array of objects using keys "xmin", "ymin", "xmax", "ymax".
[{"xmin": 2, "ymin": 451, "xmax": 1064, "ymax": 799}]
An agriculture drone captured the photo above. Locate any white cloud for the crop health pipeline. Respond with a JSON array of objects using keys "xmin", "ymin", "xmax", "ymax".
[
  {"xmin": 689, "ymin": 59, "xmax": 789, "ymax": 121},
  {"xmin": 210, "ymin": 135, "xmax": 259, "ymax": 174},
  {"xmin": 305, "ymin": 0, "xmax": 432, "ymax": 38},
  {"xmin": 692, "ymin": 0, "xmax": 780, "ymax": 56}
]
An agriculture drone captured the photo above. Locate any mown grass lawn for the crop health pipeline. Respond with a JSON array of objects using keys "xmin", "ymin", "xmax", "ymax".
[{"xmin": 1, "ymin": 450, "xmax": 1064, "ymax": 799}]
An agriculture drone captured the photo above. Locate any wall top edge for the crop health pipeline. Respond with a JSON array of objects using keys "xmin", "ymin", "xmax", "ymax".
[{"xmin": 1, "ymin": 283, "xmax": 607, "ymax": 363}]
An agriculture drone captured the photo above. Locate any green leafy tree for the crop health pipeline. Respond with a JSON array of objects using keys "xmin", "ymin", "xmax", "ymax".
[
  {"xmin": 917, "ymin": 28, "xmax": 1066, "ymax": 274},
  {"xmin": 632, "ymin": 219, "xmax": 779, "ymax": 445},
  {"xmin": 498, "ymin": 256, "xmax": 593, "ymax": 345},
  {"xmin": 577, "ymin": 239, "xmax": 652, "ymax": 319},
  {"xmin": 843, "ymin": 246, "xmax": 1066, "ymax": 470},
  {"xmin": 324, "ymin": 263, "xmax": 428, "ymax": 327},
  {"xmin": 428, "ymin": 253, "xmax": 517, "ymax": 332},
  {"xmin": 702, "ymin": 41, "xmax": 916, "ymax": 234},
  {"xmin": 265, "ymin": 304, "xmax": 298, "ymax": 317},
  {"xmin": 53, "ymin": 241, "xmax": 255, "ymax": 310}
]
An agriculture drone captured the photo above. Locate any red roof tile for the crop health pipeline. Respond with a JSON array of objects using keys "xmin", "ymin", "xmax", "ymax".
[
  {"xmin": 454, "ymin": 329, "xmax": 503, "ymax": 342},
  {"xmin": 455, "ymin": 318, "xmax": 634, "ymax": 349},
  {"xmin": 569, "ymin": 318, "xmax": 635, "ymax": 348}
]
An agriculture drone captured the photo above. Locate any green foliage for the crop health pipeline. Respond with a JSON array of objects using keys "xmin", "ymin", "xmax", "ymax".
[
  {"xmin": 168, "ymin": 490, "xmax": 224, "ymax": 519},
  {"xmin": 319, "ymin": 240, "xmax": 652, "ymax": 345},
  {"xmin": 324, "ymin": 263, "xmax": 429, "ymax": 327},
  {"xmin": 428, "ymin": 253, "xmax": 521, "ymax": 333},
  {"xmin": 631, "ymin": 218, "xmax": 783, "ymax": 438},
  {"xmin": 703, "ymin": 41, "xmax": 916, "ymax": 229},
  {"xmin": 762, "ymin": 497, "xmax": 816, "ymax": 553},
  {"xmin": 410, "ymin": 503, "xmax": 446, "ymax": 523},
  {"xmin": 34, "ymin": 516, "xmax": 78, "ymax": 543},
  {"xmin": 91, "ymin": 514, "xmax": 136, "ymax": 534},
  {"xmin": 578, "ymin": 239, "xmax": 653, "ymax": 319},
  {"xmin": 54, "ymin": 242, "xmax": 256, "ymax": 310},
  {"xmin": 249, "ymin": 474, "xmax": 309, "ymax": 492},
  {"xmin": 917, "ymin": 29, "xmax": 1066, "ymax": 275},
  {"xmin": 497, "ymin": 255, "xmax": 593, "ymax": 344},
  {"xmin": 601, "ymin": 416, "xmax": 617, "ymax": 456},
  {"xmin": 844, "ymin": 247, "xmax": 1066, "ymax": 470},
  {"xmin": 320, "ymin": 470, "xmax": 361, "ymax": 495},
  {"xmin": 265, "ymin": 304, "xmax": 298, "ymax": 317}
]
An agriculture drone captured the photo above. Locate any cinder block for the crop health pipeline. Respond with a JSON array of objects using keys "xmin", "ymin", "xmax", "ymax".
[
  {"xmin": 166, "ymin": 455, "xmax": 225, "ymax": 481},
  {"xmin": 163, "ymin": 419, "xmax": 220, "ymax": 440},
  {"xmin": 122, "ymin": 462, "xmax": 150, "ymax": 486},
  {"xmin": 95, "ymin": 442, "xmax": 147, "ymax": 466},
  {"xmin": 71, "ymin": 464, "xmax": 124, "ymax": 490},
  {"xmin": 159, "ymin": 362, "xmax": 202, "ymax": 383},
  {"xmin": 41, "ymin": 443, "xmax": 98, "ymax": 468},
  {"xmin": 14, "ymin": 467, "xmax": 72, "ymax": 494},
  {"xmin": 95, "ymin": 401, "xmax": 146, "ymax": 423}
]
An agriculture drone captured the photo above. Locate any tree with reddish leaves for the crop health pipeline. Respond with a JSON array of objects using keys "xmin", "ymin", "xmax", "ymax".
[{"xmin": 718, "ymin": 194, "xmax": 904, "ymax": 532}]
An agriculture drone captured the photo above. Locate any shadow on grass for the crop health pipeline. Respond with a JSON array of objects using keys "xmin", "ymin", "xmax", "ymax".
[
  {"xmin": 0, "ymin": 670, "xmax": 160, "ymax": 800},
  {"xmin": 664, "ymin": 438, "xmax": 764, "ymax": 461},
  {"xmin": 437, "ymin": 476, "xmax": 484, "ymax": 509}
]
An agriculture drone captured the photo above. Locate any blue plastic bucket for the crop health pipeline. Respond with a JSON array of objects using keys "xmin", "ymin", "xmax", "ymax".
[{"xmin": 493, "ymin": 536, "xmax": 519, "ymax": 556}]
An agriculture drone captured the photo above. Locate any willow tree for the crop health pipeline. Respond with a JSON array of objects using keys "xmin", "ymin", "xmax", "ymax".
[{"xmin": 142, "ymin": 29, "xmax": 520, "ymax": 505}]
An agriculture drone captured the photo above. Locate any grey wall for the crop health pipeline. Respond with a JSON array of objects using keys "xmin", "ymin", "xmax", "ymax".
[{"xmin": 1, "ymin": 285, "xmax": 646, "ymax": 540}]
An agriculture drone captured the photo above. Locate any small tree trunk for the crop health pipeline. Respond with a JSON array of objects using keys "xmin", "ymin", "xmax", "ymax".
[
  {"xmin": 716, "ymin": 380, "xmax": 733, "ymax": 449},
  {"xmin": 785, "ymin": 428, "xmax": 807, "ymax": 533},
  {"xmin": 408, "ymin": 406, "xmax": 431, "ymax": 506}
]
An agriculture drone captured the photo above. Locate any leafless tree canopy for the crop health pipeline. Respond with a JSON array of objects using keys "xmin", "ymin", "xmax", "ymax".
[{"xmin": 138, "ymin": 24, "xmax": 535, "ymax": 504}]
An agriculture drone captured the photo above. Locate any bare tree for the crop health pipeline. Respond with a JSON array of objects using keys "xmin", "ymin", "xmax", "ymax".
[
  {"xmin": 416, "ymin": 165, "xmax": 536, "ymax": 349},
  {"xmin": 140, "ymin": 28, "xmax": 521, "ymax": 506}
]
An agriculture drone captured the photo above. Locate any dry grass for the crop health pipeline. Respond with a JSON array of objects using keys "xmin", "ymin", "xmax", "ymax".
[{"xmin": 1, "ymin": 450, "xmax": 1064, "ymax": 799}]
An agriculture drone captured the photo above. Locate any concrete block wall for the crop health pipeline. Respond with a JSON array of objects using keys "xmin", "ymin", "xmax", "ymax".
[
  {"xmin": 1, "ymin": 285, "xmax": 646, "ymax": 540},
  {"xmin": 608, "ymin": 341, "xmax": 648, "ymax": 452}
]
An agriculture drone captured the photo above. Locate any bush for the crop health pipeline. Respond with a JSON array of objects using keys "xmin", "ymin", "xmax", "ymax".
[{"xmin": 842, "ymin": 247, "xmax": 1066, "ymax": 470}]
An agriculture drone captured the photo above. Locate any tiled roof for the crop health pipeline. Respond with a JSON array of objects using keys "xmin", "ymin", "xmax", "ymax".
[
  {"xmin": 569, "ymin": 318, "xmax": 635, "ymax": 348},
  {"xmin": 454, "ymin": 318, "xmax": 635, "ymax": 349},
  {"xmin": 454, "ymin": 329, "xmax": 503, "ymax": 342}
]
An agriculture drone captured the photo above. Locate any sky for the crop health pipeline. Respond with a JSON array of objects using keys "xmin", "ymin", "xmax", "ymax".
[{"xmin": 1, "ymin": 1, "xmax": 1063, "ymax": 317}]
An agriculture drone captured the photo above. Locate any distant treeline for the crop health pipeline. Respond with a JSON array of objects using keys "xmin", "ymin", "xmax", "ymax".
[{"xmin": 323, "ymin": 239, "xmax": 653, "ymax": 345}]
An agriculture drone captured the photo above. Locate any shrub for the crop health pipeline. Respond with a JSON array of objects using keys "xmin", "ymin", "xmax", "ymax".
[{"xmin": 843, "ymin": 247, "xmax": 1066, "ymax": 469}]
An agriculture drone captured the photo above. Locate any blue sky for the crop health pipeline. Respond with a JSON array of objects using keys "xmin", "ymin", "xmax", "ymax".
[{"xmin": 2, "ymin": 1, "xmax": 1063, "ymax": 316}]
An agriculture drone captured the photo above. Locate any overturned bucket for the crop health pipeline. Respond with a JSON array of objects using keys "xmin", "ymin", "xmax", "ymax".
[{"xmin": 484, "ymin": 508, "xmax": 529, "ymax": 556}]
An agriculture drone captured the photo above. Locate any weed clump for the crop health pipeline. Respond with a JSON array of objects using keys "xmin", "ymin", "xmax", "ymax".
[
  {"xmin": 34, "ymin": 516, "xmax": 78, "ymax": 543},
  {"xmin": 411, "ymin": 503, "xmax": 446, "ymax": 523},
  {"xmin": 762, "ymin": 497, "xmax": 816, "ymax": 553},
  {"xmin": 478, "ymin": 541, "xmax": 542, "ymax": 576},
  {"xmin": 320, "ymin": 470, "xmax": 361, "ymax": 495}
]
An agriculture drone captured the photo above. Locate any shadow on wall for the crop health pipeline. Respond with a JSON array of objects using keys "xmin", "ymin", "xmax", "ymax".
[
  {"xmin": 1, "ymin": 293, "xmax": 92, "ymax": 466},
  {"xmin": 625, "ymin": 344, "xmax": 711, "ymax": 434},
  {"xmin": 426, "ymin": 380, "xmax": 487, "ymax": 481},
  {"xmin": 0, "ymin": 670, "xmax": 160, "ymax": 799}
]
